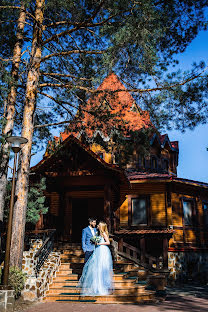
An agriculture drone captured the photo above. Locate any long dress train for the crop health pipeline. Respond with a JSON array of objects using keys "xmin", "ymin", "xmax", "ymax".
[{"xmin": 78, "ymin": 236, "xmax": 113, "ymax": 296}]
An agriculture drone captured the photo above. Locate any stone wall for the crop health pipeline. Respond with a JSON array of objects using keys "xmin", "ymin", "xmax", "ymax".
[
  {"xmin": 0, "ymin": 287, "xmax": 15, "ymax": 312},
  {"xmin": 22, "ymin": 239, "xmax": 61, "ymax": 301},
  {"xmin": 168, "ymin": 251, "xmax": 208, "ymax": 284}
]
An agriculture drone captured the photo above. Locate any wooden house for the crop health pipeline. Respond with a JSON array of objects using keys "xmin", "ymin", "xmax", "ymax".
[{"xmin": 32, "ymin": 73, "xmax": 208, "ymax": 283}]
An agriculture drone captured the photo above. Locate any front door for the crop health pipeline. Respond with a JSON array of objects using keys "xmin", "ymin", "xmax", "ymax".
[{"xmin": 71, "ymin": 198, "xmax": 104, "ymax": 243}]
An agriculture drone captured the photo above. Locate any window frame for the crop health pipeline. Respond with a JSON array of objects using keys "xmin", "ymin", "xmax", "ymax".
[
  {"xmin": 151, "ymin": 156, "xmax": 158, "ymax": 171},
  {"xmin": 128, "ymin": 195, "xmax": 151, "ymax": 227},
  {"xmin": 202, "ymin": 201, "xmax": 208, "ymax": 228},
  {"xmin": 162, "ymin": 158, "xmax": 169, "ymax": 173},
  {"xmin": 181, "ymin": 197, "xmax": 197, "ymax": 227},
  {"xmin": 139, "ymin": 155, "xmax": 146, "ymax": 169}
]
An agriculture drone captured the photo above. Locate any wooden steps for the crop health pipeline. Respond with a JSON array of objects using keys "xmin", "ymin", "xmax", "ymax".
[{"xmin": 44, "ymin": 243, "xmax": 155, "ymax": 303}]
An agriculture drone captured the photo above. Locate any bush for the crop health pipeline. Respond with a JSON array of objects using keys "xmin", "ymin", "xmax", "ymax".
[{"xmin": 8, "ymin": 267, "xmax": 27, "ymax": 298}]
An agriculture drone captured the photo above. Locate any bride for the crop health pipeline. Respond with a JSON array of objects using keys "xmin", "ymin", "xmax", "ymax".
[{"xmin": 78, "ymin": 221, "xmax": 113, "ymax": 296}]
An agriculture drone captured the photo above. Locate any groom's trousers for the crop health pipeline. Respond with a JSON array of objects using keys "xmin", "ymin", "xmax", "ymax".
[{"xmin": 84, "ymin": 251, "xmax": 93, "ymax": 263}]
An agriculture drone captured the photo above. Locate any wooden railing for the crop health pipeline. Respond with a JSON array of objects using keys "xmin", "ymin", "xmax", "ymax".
[{"xmin": 113, "ymin": 236, "xmax": 169, "ymax": 273}]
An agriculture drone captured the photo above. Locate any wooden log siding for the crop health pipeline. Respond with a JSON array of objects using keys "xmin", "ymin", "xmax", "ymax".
[
  {"xmin": 66, "ymin": 190, "xmax": 104, "ymax": 198},
  {"xmin": 120, "ymin": 197, "xmax": 128, "ymax": 225},
  {"xmin": 151, "ymin": 193, "xmax": 166, "ymax": 226},
  {"xmin": 171, "ymin": 193, "xmax": 183, "ymax": 227},
  {"xmin": 50, "ymin": 192, "xmax": 60, "ymax": 216},
  {"xmin": 119, "ymin": 183, "xmax": 167, "ymax": 227}
]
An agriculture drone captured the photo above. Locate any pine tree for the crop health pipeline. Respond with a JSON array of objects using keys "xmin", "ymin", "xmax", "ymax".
[
  {"xmin": 0, "ymin": 0, "xmax": 207, "ymax": 267},
  {"xmin": 0, "ymin": 1, "xmax": 26, "ymax": 222}
]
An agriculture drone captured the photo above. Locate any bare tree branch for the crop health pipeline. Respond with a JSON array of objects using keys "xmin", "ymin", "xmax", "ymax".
[
  {"xmin": 39, "ymin": 67, "xmax": 208, "ymax": 94},
  {"xmin": 0, "ymin": 57, "xmax": 13, "ymax": 62},
  {"xmin": 41, "ymin": 72, "xmax": 92, "ymax": 81},
  {"xmin": 38, "ymin": 91, "xmax": 75, "ymax": 115},
  {"xmin": 35, "ymin": 120, "xmax": 72, "ymax": 128},
  {"xmin": 43, "ymin": 27, "xmax": 80, "ymax": 45},
  {"xmin": 0, "ymin": 6, "xmax": 39, "ymax": 24},
  {"xmin": 41, "ymin": 49, "xmax": 103, "ymax": 62}
]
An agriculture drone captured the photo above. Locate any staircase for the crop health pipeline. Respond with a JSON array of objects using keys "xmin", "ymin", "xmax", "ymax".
[{"xmin": 44, "ymin": 243, "xmax": 156, "ymax": 304}]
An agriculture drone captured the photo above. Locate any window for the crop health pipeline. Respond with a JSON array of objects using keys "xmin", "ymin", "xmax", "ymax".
[
  {"xmin": 163, "ymin": 159, "xmax": 169, "ymax": 172},
  {"xmin": 203, "ymin": 202, "xmax": 208, "ymax": 227},
  {"xmin": 131, "ymin": 197, "xmax": 148, "ymax": 225},
  {"xmin": 151, "ymin": 156, "xmax": 157, "ymax": 170},
  {"xmin": 182, "ymin": 199, "xmax": 195, "ymax": 226},
  {"xmin": 139, "ymin": 156, "xmax": 146, "ymax": 168},
  {"xmin": 98, "ymin": 152, "xmax": 104, "ymax": 159}
]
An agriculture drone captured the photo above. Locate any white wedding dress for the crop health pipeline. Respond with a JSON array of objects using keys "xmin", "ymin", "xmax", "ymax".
[{"xmin": 78, "ymin": 236, "xmax": 113, "ymax": 296}]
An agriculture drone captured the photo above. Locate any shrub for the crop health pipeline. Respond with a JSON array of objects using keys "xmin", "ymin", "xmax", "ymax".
[{"xmin": 8, "ymin": 267, "xmax": 27, "ymax": 298}]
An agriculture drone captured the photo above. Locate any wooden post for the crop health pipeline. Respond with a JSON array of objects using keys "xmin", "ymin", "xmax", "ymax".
[
  {"xmin": 163, "ymin": 237, "xmax": 168, "ymax": 269},
  {"xmin": 140, "ymin": 236, "xmax": 146, "ymax": 264},
  {"xmin": 118, "ymin": 237, "xmax": 123, "ymax": 252},
  {"xmin": 104, "ymin": 184, "xmax": 112, "ymax": 233}
]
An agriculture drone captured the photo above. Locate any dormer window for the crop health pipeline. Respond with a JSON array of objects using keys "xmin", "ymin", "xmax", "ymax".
[
  {"xmin": 98, "ymin": 152, "xmax": 104, "ymax": 159},
  {"xmin": 163, "ymin": 159, "xmax": 169, "ymax": 172},
  {"xmin": 151, "ymin": 156, "xmax": 157, "ymax": 170},
  {"xmin": 139, "ymin": 156, "xmax": 146, "ymax": 169}
]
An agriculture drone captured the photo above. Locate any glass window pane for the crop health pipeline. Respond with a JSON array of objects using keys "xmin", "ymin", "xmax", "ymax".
[
  {"xmin": 183, "ymin": 200, "xmax": 193, "ymax": 226},
  {"xmin": 203, "ymin": 203, "xmax": 208, "ymax": 227},
  {"xmin": 132, "ymin": 198, "xmax": 147, "ymax": 225}
]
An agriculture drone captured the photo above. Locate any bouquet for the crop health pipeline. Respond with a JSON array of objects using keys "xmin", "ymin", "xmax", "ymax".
[{"xmin": 90, "ymin": 235, "xmax": 101, "ymax": 245}]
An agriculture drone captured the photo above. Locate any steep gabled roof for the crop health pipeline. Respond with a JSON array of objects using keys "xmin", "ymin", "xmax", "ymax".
[
  {"xmin": 60, "ymin": 72, "xmax": 153, "ymax": 140},
  {"xmin": 31, "ymin": 134, "xmax": 129, "ymax": 184}
]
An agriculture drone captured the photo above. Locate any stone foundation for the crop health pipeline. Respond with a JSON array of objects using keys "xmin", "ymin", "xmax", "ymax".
[
  {"xmin": 0, "ymin": 286, "xmax": 15, "ymax": 312},
  {"xmin": 168, "ymin": 251, "xmax": 208, "ymax": 284},
  {"xmin": 22, "ymin": 239, "xmax": 61, "ymax": 301}
]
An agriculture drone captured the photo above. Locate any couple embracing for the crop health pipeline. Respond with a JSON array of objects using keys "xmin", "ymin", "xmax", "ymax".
[{"xmin": 78, "ymin": 217, "xmax": 113, "ymax": 296}]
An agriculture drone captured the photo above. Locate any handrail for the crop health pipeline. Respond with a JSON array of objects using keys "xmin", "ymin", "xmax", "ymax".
[
  {"xmin": 34, "ymin": 229, "xmax": 56, "ymax": 277},
  {"xmin": 111, "ymin": 234, "xmax": 169, "ymax": 273}
]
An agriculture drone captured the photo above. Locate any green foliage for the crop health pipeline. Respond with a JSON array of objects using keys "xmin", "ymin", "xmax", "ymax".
[
  {"xmin": 9, "ymin": 267, "xmax": 27, "ymax": 298},
  {"xmin": 4, "ymin": 178, "xmax": 48, "ymax": 224},
  {"xmin": 0, "ymin": 0, "xmax": 208, "ymax": 145},
  {"xmin": 112, "ymin": 128, "xmax": 153, "ymax": 167},
  {"xmin": 0, "ymin": 266, "xmax": 27, "ymax": 298},
  {"xmin": 26, "ymin": 177, "xmax": 48, "ymax": 224}
]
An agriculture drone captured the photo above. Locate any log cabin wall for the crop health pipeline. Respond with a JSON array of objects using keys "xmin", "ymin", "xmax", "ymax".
[
  {"xmin": 169, "ymin": 183, "xmax": 208, "ymax": 249},
  {"xmin": 119, "ymin": 182, "xmax": 167, "ymax": 228}
]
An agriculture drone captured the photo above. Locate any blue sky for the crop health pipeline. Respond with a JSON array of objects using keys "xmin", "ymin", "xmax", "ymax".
[
  {"xmin": 168, "ymin": 29, "xmax": 208, "ymax": 183},
  {"xmin": 31, "ymin": 29, "xmax": 208, "ymax": 183}
]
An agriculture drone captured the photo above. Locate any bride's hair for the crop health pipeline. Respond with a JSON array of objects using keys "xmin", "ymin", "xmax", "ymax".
[{"xmin": 98, "ymin": 222, "xmax": 109, "ymax": 238}]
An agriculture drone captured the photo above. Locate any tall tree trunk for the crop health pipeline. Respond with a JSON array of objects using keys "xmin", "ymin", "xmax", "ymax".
[
  {"xmin": 10, "ymin": 0, "xmax": 45, "ymax": 268},
  {"xmin": 0, "ymin": 2, "xmax": 26, "ymax": 222}
]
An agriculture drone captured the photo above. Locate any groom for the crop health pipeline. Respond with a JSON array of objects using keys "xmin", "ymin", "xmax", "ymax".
[{"xmin": 82, "ymin": 217, "xmax": 97, "ymax": 263}]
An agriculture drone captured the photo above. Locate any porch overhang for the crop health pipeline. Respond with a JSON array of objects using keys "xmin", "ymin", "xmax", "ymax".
[{"xmin": 31, "ymin": 134, "xmax": 129, "ymax": 186}]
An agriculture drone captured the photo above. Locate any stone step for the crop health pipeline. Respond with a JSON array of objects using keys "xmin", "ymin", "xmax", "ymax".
[
  {"xmin": 55, "ymin": 274, "xmax": 79, "ymax": 281},
  {"xmin": 44, "ymin": 292, "xmax": 155, "ymax": 303},
  {"xmin": 56, "ymin": 269, "xmax": 73, "ymax": 275},
  {"xmin": 60, "ymin": 263, "xmax": 84, "ymax": 269},
  {"xmin": 60, "ymin": 256, "xmax": 85, "ymax": 263},
  {"xmin": 46, "ymin": 285, "xmax": 147, "ymax": 295},
  {"xmin": 51, "ymin": 281, "xmax": 79, "ymax": 287},
  {"xmin": 60, "ymin": 250, "xmax": 84, "ymax": 256},
  {"xmin": 126, "ymin": 270, "xmax": 148, "ymax": 279},
  {"xmin": 50, "ymin": 279, "xmax": 136, "ymax": 288},
  {"xmin": 113, "ymin": 273, "xmax": 134, "ymax": 281}
]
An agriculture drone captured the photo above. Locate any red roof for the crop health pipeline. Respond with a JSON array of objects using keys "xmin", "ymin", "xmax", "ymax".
[
  {"xmin": 127, "ymin": 172, "xmax": 172, "ymax": 181},
  {"xmin": 60, "ymin": 72, "xmax": 153, "ymax": 140},
  {"xmin": 127, "ymin": 171, "xmax": 208, "ymax": 188},
  {"xmin": 171, "ymin": 141, "xmax": 179, "ymax": 149}
]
